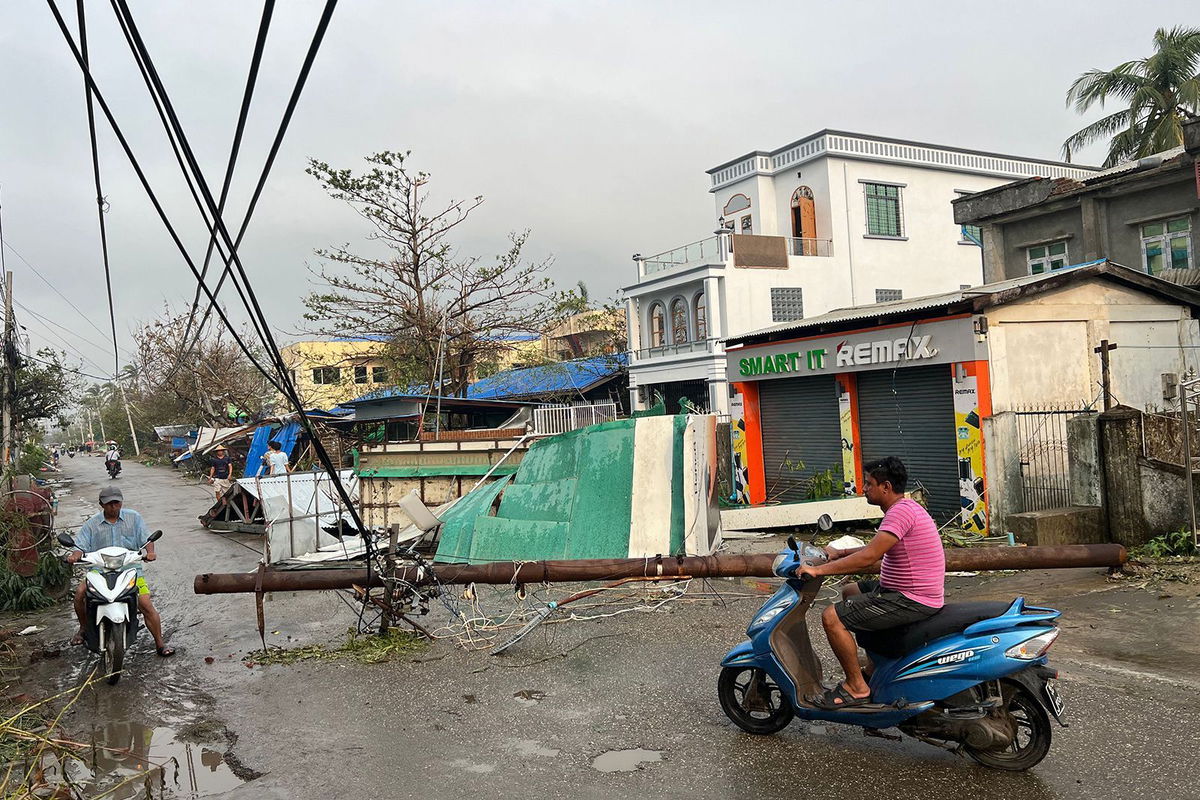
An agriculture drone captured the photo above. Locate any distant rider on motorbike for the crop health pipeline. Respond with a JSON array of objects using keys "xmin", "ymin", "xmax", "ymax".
[
  {"xmin": 104, "ymin": 443, "xmax": 121, "ymax": 472},
  {"xmin": 68, "ymin": 487, "xmax": 174, "ymax": 657}
]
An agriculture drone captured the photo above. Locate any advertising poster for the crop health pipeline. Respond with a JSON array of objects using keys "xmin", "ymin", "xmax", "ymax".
[
  {"xmin": 838, "ymin": 387, "xmax": 856, "ymax": 495},
  {"xmin": 953, "ymin": 372, "xmax": 987, "ymax": 533},
  {"xmin": 729, "ymin": 393, "xmax": 750, "ymax": 504}
]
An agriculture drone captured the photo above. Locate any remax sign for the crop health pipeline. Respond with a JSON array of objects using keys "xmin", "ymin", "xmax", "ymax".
[{"xmin": 726, "ymin": 317, "xmax": 984, "ymax": 382}]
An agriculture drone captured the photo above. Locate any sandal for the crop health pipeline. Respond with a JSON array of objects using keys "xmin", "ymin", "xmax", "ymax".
[
  {"xmin": 71, "ymin": 631, "xmax": 84, "ymax": 646},
  {"xmin": 807, "ymin": 683, "xmax": 871, "ymax": 710},
  {"xmin": 156, "ymin": 645, "xmax": 176, "ymax": 657}
]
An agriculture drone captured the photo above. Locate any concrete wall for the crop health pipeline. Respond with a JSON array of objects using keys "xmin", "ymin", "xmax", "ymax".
[
  {"xmin": 983, "ymin": 411, "xmax": 1022, "ymax": 536},
  {"xmin": 984, "ymin": 280, "xmax": 1200, "ymax": 411}
]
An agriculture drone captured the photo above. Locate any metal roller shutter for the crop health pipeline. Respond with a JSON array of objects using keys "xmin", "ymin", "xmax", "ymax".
[
  {"xmin": 857, "ymin": 365, "xmax": 959, "ymax": 521},
  {"xmin": 757, "ymin": 375, "xmax": 842, "ymax": 503}
]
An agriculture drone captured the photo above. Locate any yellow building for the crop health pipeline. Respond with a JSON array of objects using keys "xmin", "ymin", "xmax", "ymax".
[{"xmin": 280, "ymin": 339, "xmax": 392, "ymax": 409}]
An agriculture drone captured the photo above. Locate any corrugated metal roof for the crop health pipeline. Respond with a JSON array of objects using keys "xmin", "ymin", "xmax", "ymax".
[
  {"xmin": 1083, "ymin": 147, "xmax": 1185, "ymax": 181},
  {"xmin": 468, "ymin": 353, "xmax": 628, "ymax": 399},
  {"xmin": 725, "ymin": 259, "xmax": 1112, "ymax": 344}
]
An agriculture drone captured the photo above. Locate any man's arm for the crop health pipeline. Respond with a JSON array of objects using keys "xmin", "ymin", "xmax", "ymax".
[{"xmin": 802, "ymin": 532, "xmax": 899, "ymax": 577}]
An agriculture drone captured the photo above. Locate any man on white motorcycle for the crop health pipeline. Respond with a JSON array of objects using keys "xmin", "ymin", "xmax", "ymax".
[{"xmin": 68, "ymin": 487, "xmax": 174, "ymax": 657}]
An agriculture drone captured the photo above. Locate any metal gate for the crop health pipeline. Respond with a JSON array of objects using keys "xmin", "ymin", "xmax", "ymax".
[
  {"xmin": 758, "ymin": 375, "xmax": 842, "ymax": 503},
  {"xmin": 1014, "ymin": 405, "xmax": 1096, "ymax": 511},
  {"xmin": 857, "ymin": 365, "xmax": 960, "ymax": 521}
]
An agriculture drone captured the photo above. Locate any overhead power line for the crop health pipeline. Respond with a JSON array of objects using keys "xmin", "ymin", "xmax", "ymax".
[{"xmin": 0, "ymin": 240, "xmax": 114, "ymax": 342}]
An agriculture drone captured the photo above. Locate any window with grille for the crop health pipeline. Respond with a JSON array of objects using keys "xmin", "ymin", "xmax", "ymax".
[
  {"xmin": 1141, "ymin": 217, "xmax": 1192, "ymax": 275},
  {"xmin": 312, "ymin": 367, "xmax": 340, "ymax": 385},
  {"xmin": 875, "ymin": 288, "xmax": 903, "ymax": 303},
  {"xmin": 694, "ymin": 292, "xmax": 707, "ymax": 339},
  {"xmin": 354, "ymin": 365, "xmax": 369, "ymax": 384},
  {"xmin": 649, "ymin": 303, "xmax": 666, "ymax": 347},
  {"xmin": 955, "ymin": 191, "xmax": 982, "ymax": 244},
  {"xmin": 864, "ymin": 182, "xmax": 903, "ymax": 237},
  {"xmin": 770, "ymin": 287, "xmax": 804, "ymax": 322},
  {"xmin": 1027, "ymin": 242, "xmax": 1068, "ymax": 275},
  {"xmin": 372, "ymin": 366, "xmax": 390, "ymax": 384}
]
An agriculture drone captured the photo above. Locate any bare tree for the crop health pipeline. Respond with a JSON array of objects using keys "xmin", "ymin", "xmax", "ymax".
[{"xmin": 303, "ymin": 151, "xmax": 562, "ymax": 395}]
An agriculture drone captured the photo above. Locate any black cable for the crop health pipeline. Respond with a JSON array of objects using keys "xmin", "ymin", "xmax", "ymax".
[
  {"xmin": 76, "ymin": 0, "xmax": 121, "ymax": 379},
  {"xmin": 107, "ymin": 0, "xmax": 365, "ymax": 544},
  {"xmin": 0, "ymin": 240, "xmax": 116, "ymax": 344},
  {"xmin": 43, "ymin": 0, "xmax": 286, "ymax": 399},
  {"xmin": 104, "ymin": 0, "xmax": 275, "ymax": 355},
  {"xmin": 13, "ymin": 298, "xmax": 118, "ymax": 369},
  {"xmin": 173, "ymin": 0, "xmax": 275, "ymax": 363},
  {"xmin": 22, "ymin": 351, "xmax": 111, "ymax": 381}
]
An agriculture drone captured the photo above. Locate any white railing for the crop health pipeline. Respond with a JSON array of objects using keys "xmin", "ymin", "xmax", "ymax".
[
  {"xmin": 634, "ymin": 338, "xmax": 720, "ymax": 361},
  {"xmin": 784, "ymin": 237, "xmax": 834, "ymax": 257},
  {"xmin": 640, "ymin": 236, "xmax": 726, "ymax": 276},
  {"xmin": 533, "ymin": 402, "xmax": 619, "ymax": 435}
]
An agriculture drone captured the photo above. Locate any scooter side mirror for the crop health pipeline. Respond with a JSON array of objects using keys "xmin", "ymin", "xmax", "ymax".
[
  {"xmin": 57, "ymin": 532, "xmax": 76, "ymax": 548},
  {"xmin": 816, "ymin": 514, "xmax": 833, "ymax": 532},
  {"xmin": 148, "ymin": 530, "xmax": 163, "ymax": 542},
  {"xmin": 786, "ymin": 535, "xmax": 799, "ymax": 552}
]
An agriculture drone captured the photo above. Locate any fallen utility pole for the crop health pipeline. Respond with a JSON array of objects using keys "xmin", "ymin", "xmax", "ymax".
[{"xmin": 194, "ymin": 543, "xmax": 1127, "ymax": 595}]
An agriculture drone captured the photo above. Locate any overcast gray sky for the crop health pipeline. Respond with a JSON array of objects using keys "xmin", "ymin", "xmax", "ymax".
[{"xmin": 0, "ymin": 0, "xmax": 1194, "ymax": 378}]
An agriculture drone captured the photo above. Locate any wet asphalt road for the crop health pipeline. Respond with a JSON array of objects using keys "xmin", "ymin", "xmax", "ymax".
[{"xmin": 14, "ymin": 457, "xmax": 1200, "ymax": 799}]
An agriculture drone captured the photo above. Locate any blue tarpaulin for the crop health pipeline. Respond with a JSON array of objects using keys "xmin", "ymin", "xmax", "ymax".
[
  {"xmin": 468, "ymin": 353, "xmax": 627, "ymax": 400},
  {"xmin": 170, "ymin": 436, "xmax": 190, "ymax": 449},
  {"xmin": 243, "ymin": 422, "xmax": 302, "ymax": 478}
]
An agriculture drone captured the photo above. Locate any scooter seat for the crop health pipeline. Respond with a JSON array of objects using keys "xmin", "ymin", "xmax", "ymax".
[{"xmin": 857, "ymin": 601, "xmax": 1012, "ymax": 659}]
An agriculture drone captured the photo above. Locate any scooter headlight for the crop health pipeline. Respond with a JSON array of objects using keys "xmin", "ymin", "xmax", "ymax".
[
  {"xmin": 752, "ymin": 606, "xmax": 788, "ymax": 627},
  {"xmin": 101, "ymin": 553, "xmax": 124, "ymax": 570},
  {"xmin": 1005, "ymin": 628, "xmax": 1059, "ymax": 660}
]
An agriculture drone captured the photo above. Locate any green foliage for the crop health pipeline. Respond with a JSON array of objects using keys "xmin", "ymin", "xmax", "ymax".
[
  {"xmin": 12, "ymin": 442, "xmax": 50, "ymax": 477},
  {"xmin": 1063, "ymin": 26, "xmax": 1200, "ymax": 166},
  {"xmin": 246, "ymin": 627, "xmax": 426, "ymax": 666},
  {"xmin": 805, "ymin": 467, "xmax": 842, "ymax": 501},
  {"xmin": 1133, "ymin": 528, "xmax": 1199, "ymax": 559},
  {"xmin": 0, "ymin": 508, "xmax": 71, "ymax": 612}
]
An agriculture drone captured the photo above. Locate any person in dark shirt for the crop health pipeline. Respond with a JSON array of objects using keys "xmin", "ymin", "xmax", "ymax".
[{"xmin": 207, "ymin": 446, "xmax": 234, "ymax": 501}]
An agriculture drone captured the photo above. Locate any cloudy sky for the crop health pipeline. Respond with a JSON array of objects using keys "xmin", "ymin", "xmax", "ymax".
[{"xmin": 0, "ymin": 0, "xmax": 1193, "ymax": 378}]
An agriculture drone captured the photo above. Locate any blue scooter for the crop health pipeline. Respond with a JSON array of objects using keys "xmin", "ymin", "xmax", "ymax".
[{"xmin": 719, "ymin": 537, "xmax": 1066, "ymax": 770}]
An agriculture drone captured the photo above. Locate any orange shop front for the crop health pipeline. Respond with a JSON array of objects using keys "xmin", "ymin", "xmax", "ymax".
[{"xmin": 725, "ymin": 315, "xmax": 992, "ymax": 531}]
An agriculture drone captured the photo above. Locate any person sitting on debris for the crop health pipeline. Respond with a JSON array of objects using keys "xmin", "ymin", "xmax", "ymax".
[
  {"xmin": 799, "ymin": 456, "xmax": 945, "ymax": 709},
  {"xmin": 264, "ymin": 440, "xmax": 291, "ymax": 476},
  {"xmin": 68, "ymin": 487, "xmax": 174, "ymax": 657},
  {"xmin": 207, "ymin": 445, "xmax": 234, "ymax": 500}
]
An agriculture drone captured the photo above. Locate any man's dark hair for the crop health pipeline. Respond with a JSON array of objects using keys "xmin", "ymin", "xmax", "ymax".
[
  {"xmin": 267, "ymin": 440, "xmax": 282, "ymax": 451},
  {"xmin": 863, "ymin": 456, "xmax": 907, "ymax": 494}
]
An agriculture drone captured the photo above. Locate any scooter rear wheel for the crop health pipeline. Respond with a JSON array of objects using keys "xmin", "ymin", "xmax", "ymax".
[
  {"xmin": 102, "ymin": 621, "xmax": 126, "ymax": 685},
  {"xmin": 965, "ymin": 681, "xmax": 1051, "ymax": 770},
  {"xmin": 718, "ymin": 666, "xmax": 794, "ymax": 735}
]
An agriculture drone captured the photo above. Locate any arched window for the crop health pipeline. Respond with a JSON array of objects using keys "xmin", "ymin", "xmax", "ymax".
[
  {"xmin": 722, "ymin": 193, "xmax": 751, "ymax": 216},
  {"xmin": 694, "ymin": 292, "xmax": 707, "ymax": 340},
  {"xmin": 791, "ymin": 186, "xmax": 817, "ymax": 254},
  {"xmin": 671, "ymin": 298, "xmax": 689, "ymax": 344},
  {"xmin": 649, "ymin": 303, "xmax": 666, "ymax": 347}
]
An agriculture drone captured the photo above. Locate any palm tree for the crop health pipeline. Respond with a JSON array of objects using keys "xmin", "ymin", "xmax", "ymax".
[{"xmin": 1063, "ymin": 26, "xmax": 1200, "ymax": 167}]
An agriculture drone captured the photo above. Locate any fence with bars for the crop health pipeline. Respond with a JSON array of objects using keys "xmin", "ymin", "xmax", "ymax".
[
  {"xmin": 1012, "ymin": 404, "xmax": 1098, "ymax": 512},
  {"xmin": 532, "ymin": 402, "xmax": 618, "ymax": 435}
]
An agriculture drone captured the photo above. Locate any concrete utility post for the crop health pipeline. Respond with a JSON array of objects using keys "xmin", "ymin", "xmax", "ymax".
[
  {"xmin": 1, "ymin": 270, "xmax": 12, "ymax": 466},
  {"xmin": 117, "ymin": 379, "xmax": 140, "ymax": 455},
  {"xmin": 1094, "ymin": 339, "xmax": 1117, "ymax": 410}
]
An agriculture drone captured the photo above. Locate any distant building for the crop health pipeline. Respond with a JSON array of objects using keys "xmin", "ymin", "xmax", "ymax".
[
  {"xmin": 623, "ymin": 129, "xmax": 1099, "ymax": 414},
  {"xmin": 954, "ymin": 117, "xmax": 1200, "ymax": 284},
  {"xmin": 280, "ymin": 339, "xmax": 392, "ymax": 409},
  {"xmin": 541, "ymin": 309, "xmax": 625, "ymax": 361}
]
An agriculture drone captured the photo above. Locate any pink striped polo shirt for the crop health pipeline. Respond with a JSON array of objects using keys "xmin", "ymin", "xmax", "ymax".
[{"xmin": 877, "ymin": 498, "xmax": 945, "ymax": 608}]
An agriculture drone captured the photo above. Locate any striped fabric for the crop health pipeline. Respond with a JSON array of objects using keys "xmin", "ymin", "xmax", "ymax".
[{"xmin": 878, "ymin": 499, "xmax": 945, "ymax": 608}]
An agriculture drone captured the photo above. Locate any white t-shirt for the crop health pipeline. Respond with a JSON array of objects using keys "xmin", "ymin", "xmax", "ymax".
[
  {"xmin": 266, "ymin": 451, "xmax": 289, "ymax": 475},
  {"xmin": 106, "ymin": 449, "xmax": 120, "ymax": 461}
]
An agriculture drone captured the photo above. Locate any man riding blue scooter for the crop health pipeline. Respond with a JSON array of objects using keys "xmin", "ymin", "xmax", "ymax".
[{"xmin": 802, "ymin": 456, "xmax": 943, "ymax": 709}]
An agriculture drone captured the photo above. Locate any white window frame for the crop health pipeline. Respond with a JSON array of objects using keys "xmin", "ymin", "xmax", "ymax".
[
  {"xmin": 312, "ymin": 366, "xmax": 340, "ymax": 385},
  {"xmin": 1140, "ymin": 216, "xmax": 1193, "ymax": 275},
  {"xmin": 1026, "ymin": 241, "xmax": 1069, "ymax": 275}
]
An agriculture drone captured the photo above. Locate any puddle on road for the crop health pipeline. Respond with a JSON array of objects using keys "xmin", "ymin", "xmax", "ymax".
[
  {"xmin": 39, "ymin": 721, "xmax": 248, "ymax": 799},
  {"xmin": 591, "ymin": 748, "xmax": 663, "ymax": 773}
]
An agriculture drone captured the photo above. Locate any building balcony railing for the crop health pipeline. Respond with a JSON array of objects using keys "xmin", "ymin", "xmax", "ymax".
[
  {"xmin": 637, "ymin": 234, "xmax": 832, "ymax": 280},
  {"xmin": 632, "ymin": 337, "xmax": 723, "ymax": 362}
]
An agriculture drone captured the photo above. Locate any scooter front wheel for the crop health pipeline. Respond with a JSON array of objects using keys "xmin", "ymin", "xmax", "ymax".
[
  {"xmin": 718, "ymin": 666, "xmax": 794, "ymax": 735},
  {"xmin": 102, "ymin": 621, "xmax": 126, "ymax": 685}
]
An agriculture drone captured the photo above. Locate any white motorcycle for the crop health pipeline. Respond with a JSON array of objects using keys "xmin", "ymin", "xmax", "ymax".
[{"xmin": 58, "ymin": 530, "xmax": 162, "ymax": 685}]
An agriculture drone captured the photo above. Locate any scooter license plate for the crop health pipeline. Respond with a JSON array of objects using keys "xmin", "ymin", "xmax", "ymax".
[{"xmin": 1044, "ymin": 681, "xmax": 1066, "ymax": 719}]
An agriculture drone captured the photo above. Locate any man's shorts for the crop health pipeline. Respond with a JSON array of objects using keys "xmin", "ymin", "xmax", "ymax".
[
  {"xmin": 135, "ymin": 577, "xmax": 150, "ymax": 596},
  {"xmin": 834, "ymin": 580, "xmax": 938, "ymax": 633},
  {"xmin": 212, "ymin": 478, "xmax": 233, "ymax": 498}
]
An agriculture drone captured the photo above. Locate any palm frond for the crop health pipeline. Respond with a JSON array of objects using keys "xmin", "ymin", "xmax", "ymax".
[
  {"xmin": 1065, "ymin": 63, "xmax": 1147, "ymax": 111},
  {"xmin": 1062, "ymin": 108, "xmax": 1133, "ymax": 159}
]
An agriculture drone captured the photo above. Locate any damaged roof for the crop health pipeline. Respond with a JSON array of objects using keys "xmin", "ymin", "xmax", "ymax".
[{"xmin": 725, "ymin": 260, "xmax": 1200, "ymax": 347}]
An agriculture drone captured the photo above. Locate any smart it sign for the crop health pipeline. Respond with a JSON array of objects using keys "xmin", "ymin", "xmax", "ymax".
[{"xmin": 726, "ymin": 317, "xmax": 984, "ymax": 382}]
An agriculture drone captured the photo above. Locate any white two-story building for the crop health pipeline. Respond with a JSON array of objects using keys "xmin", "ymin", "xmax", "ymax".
[{"xmin": 623, "ymin": 129, "xmax": 1099, "ymax": 414}]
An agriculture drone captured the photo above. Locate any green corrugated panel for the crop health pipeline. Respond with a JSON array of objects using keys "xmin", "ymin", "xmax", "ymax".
[
  {"xmin": 562, "ymin": 420, "xmax": 637, "ymax": 559},
  {"xmin": 468, "ymin": 517, "xmax": 570, "ymax": 562},
  {"xmin": 668, "ymin": 415, "xmax": 687, "ymax": 555},
  {"xmin": 494, "ymin": 479, "xmax": 579, "ymax": 523},
  {"xmin": 434, "ymin": 474, "xmax": 513, "ymax": 564},
  {"xmin": 512, "ymin": 431, "xmax": 581, "ymax": 485}
]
